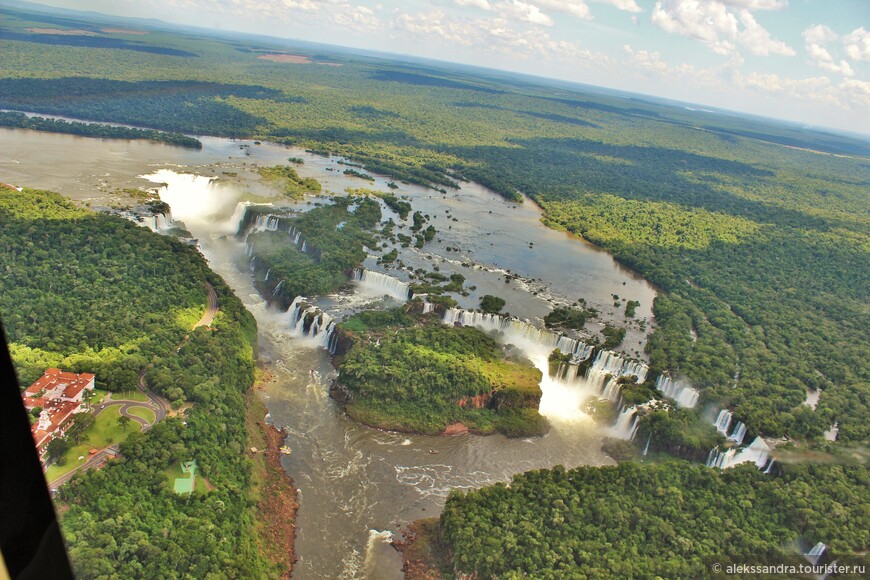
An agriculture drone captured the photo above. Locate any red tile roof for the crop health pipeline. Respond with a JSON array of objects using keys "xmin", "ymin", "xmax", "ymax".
[
  {"xmin": 23, "ymin": 368, "xmax": 95, "ymax": 455},
  {"xmin": 23, "ymin": 368, "xmax": 94, "ymax": 408}
]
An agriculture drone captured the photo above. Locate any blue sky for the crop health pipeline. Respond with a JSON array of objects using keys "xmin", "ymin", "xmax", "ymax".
[{"xmin": 32, "ymin": 0, "xmax": 870, "ymax": 134}]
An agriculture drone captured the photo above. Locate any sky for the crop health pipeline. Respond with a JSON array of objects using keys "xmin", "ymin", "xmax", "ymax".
[{"xmin": 26, "ymin": 0, "xmax": 870, "ymax": 135}]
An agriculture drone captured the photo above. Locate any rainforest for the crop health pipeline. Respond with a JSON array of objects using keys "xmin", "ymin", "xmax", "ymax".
[{"xmin": 1, "ymin": 2, "xmax": 868, "ymax": 578}]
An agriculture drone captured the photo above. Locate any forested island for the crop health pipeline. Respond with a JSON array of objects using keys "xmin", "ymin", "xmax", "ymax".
[
  {"xmin": 332, "ymin": 309, "xmax": 547, "ymax": 437},
  {"xmin": 0, "ymin": 111, "xmax": 202, "ymax": 148},
  {"xmin": 0, "ymin": 188, "xmax": 294, "ymax": 578},
  {"xmin": 241, "ymin": 196, "xmax": 381, "ymax": 308}
]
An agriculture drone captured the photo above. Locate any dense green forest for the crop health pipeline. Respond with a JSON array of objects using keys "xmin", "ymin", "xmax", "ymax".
[
  {"xmin": 0, "ymin": 189, "xmax": 279, "ymax": 577},
  {"xmin": 244, "ymin": 196, "xmax": 381, "ymax": 305},
  {"xmin": 3, "ymin": 4, "xmax": 864, "ymax": 443},
  {"xmin": 439, "ymin": 461, "xmax": 870, "ymax": 578},
  {"xmin": 336, "ymin": 310, "xmax": 547, "ymax": 436}
]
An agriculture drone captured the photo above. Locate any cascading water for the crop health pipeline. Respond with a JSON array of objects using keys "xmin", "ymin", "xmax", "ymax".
[
  {"xmin": 655, "ymin": 375, "xmax": 699, "ymax": 408},
  {"xmin": 714, "ymin": 409, "xmax": 733, "ymax": 436},
  {"xmin": 805, "ymin": 542, "xmax": 826, "ymax": 566},
  {"xmin": 352, "ymin": 268, "xmax": 412, "ymax": 301},
  {"xmin": 141, "ymin": 170, "xmax": 241, "ymax": 233},
  {"xmin": 286, "ymin": 298, "xmax": 339, "ymax": 353},
  {"xmin": 611, "ymin": 406, "xmax": 640, "ymax": 440},
  {"xmin": 442, "ymin": 308, "xmax": 594, "ymax": 360},
  {"xmin": 728, "ymin": 422, "xmax": 747, "ymax": 446},
  {"xmin": 422, "ymin": 302, "xmax": 434, "ymax": 314},
  {"xmin": 706, "ymin": 436, "xmax": 771, "ymax": 470}
]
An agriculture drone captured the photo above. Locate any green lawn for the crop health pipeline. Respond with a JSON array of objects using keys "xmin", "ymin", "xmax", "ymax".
[
  {"xmin": 164, "ymin": 462, "xmax": 210, "ymax": 495},
  {"xmin": 45, "ymin": 406, "xmax": 137, "ymax": 483},
  {"xmin": 111, "ymin": 390, "xmax": 148, "ymax": 403},
  {"xmin": 88, "ymin": 389, "xmax": 110, "ymax": 405},
  {"xmin": 125, "ymin": 405, "xmax": 156, "ymax": 424}
]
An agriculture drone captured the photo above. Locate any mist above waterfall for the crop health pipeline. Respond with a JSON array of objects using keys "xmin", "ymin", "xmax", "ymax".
[{"xmin": 141, "ymin": 169, "xmax": 243, "ymax": 233}]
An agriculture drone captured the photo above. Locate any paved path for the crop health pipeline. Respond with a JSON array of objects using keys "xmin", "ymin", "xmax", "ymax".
[
  {"xmin": 92, "ymin": 399, "xmax": 155, "ymax": 429},
  {"xmin": 48, "ymin": 445, "xmax": 119, "ymax": 492},
  {"xmin": 194, "ymin": 282, "xmax": 218, "ymax": 329},
  {"xmin": 137, "ymin": 370, "xmax": 170, "ymax": 422}
]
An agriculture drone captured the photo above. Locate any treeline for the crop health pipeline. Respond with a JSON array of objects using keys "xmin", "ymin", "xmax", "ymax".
[
  {"xmin": 440, "ymin": 461, "xmax": 870, "ymax": 578},
  {"xmin": 0, "ymin": 189, "xmax": 279, "ymax": 577},
  {"xmin": 336, "ymin": 311, "xmax": 546, "ymax": 437},
  {"xmin": 0, "ymin": 111, "xmax": 202, "ymax": 148}
]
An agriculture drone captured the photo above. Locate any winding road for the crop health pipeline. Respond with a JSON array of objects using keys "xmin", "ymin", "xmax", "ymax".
[
  {"xmin": 49, "ymin": 445, "xmax": 119, "ymax": 492},
  {"xmin": 194, "ymin": 282, "xmax": 218, "ymax": 329}
]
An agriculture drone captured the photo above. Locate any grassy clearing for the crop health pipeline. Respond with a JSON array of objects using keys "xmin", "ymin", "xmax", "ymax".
[
  {"xmin": 164, "ymin": 462, "xmax": 210, "ymax": 495},
  {"xmin": 125, "ymin": 405, "xmax": 156, "ymax": 424},
  {"xmin": 111, "ymin": 390, "xmax": 148, "ymax": 402},
  {"xmin": 45, "ymin": 406, "xmax": 136, "ymax": 482}
]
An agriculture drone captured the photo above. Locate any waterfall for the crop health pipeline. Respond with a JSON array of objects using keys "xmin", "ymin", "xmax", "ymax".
[
  {"xmin": 728, "ymin": 422, "xmax": 747, "ymax": 446},
  {"xmin": 707, "ymin": 436, "xmax": 771, "ymax": 470},
  {"xmin": 642, "ymin": 433, "xmax": 651, "ymax": 456},
  {"xmin": 286, "ymin": 298, "xmax": 339, "ymax": 352},
  {"xmin": 264, "ymin": 268, "xmax": 271, "ymax": 282},
  {"xmin": 714, "ymin": 409, "xmax": 733, "ymax": 436},
  {"xmin": 301, "ymin": 240, "xmax": 307, "ymax": 252},
  {"xmin": 805, "ymin": 543, "xmax": 826, "ymax": 566},
  {"xmin": 271, "ymin": 280, "xmax": 285, "ymax": 296},
  {"xmin": 441, "ymin": 308, "xmax": 595, "ymax": 361},
  {"xmin": 228, "ymin": 201, "xmax": 250, "ymax": 233},
  {"xmin": 824, "ymin": 422, "xmax": 839, "ymax": 442},
  {"xmin": 352, "ymin": 268, "xmax": 412, "ymax": 301},
  {"xmin": 422, "ymin": 302, "xmax": 434, "ymax": 314},
  {"xmin": 655, "ymin": 375, "xmax": 699, "ymax": 408},
  {"xmin": 611, "ymin": 406, "xmax": 640, "ymax": 440},
  {"xmin": 600, "ymin": 376, "xmax": 621, "ymax": 402}
]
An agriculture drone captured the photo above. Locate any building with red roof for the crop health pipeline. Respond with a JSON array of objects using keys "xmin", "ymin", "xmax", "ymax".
[{"xmin": 22, "ymin": 368, "xmax": 95, "ymax": 460}]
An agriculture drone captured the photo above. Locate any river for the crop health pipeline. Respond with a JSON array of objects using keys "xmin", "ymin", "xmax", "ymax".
[{"xmin": 1, "ymin": 127, "xmax": 657, "ymax": 578}]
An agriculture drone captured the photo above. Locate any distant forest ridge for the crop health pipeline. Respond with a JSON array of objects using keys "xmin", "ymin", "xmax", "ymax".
[{"xmin": 1, "ymin": 4, "xmax": 869, "ymax": 443}]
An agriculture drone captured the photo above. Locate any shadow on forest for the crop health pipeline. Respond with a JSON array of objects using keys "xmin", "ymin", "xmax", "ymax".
[
  {"xmin": 449, "ymin": 137, "xmax": 848, "ymax": 231},
  {"xmin": 0, "ymin": 78, "xmax": 289, "ymax": 137}
]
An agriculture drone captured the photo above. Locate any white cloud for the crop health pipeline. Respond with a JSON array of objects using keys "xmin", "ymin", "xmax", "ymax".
[
  {"xmin": 736, "ymin": 9, "xmax": 794, "ymax": 56},
  {"xmin": 802, "ymin": 24, "xmax": 854, "ymax": 77},
  {"xmin": 395, "ymin": 10, "xmax": 608, "ymax": 62},
  {"xmin": 501, "ymin": 1, "xmax": 555, "ymax": 26},
  {"xmin": 280, "ymin": 0, "xmax": 319, "ymax": 9},
  {"xmin": 651, "ymin": 0, "xmax": 739, "ymax": 55},
  {"xmin": 396, "ymin": 10, "xmax": 473, "ymax": 45},
  {"xmin": 651, "ymin": 0, "xmax": 793, "ymax": 57},
  {"xmin": 332, "ymin": 3, "xmax": 379, "ymax": 31},
  {"xmin": 623, "ymin": 45, "xmax": 670, "ymax": 73},
  {"xmin": 534, "ymin": 0, "xmax": 593, "ymax": 19},
  {"xmin": 803, "ymin": 23, "xmax": 837, "ymax": 45},
  {"xmin": 595, "ymin": 0, "xmax": 643, "ymax": 13},
  {"xmin": 839, "ymin": 78, "xmax": 870, "ymax": 110},
  {"xmin": 454, "ymin": 0, "xmax": 493, "ymax": 9},
  {"xmin": 718, "ymin": 0, "xmax": 787, "ymax": 9},
  {"xmin": 843, "ymin": 27, "xmax": 870, "ymax": 63}
]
